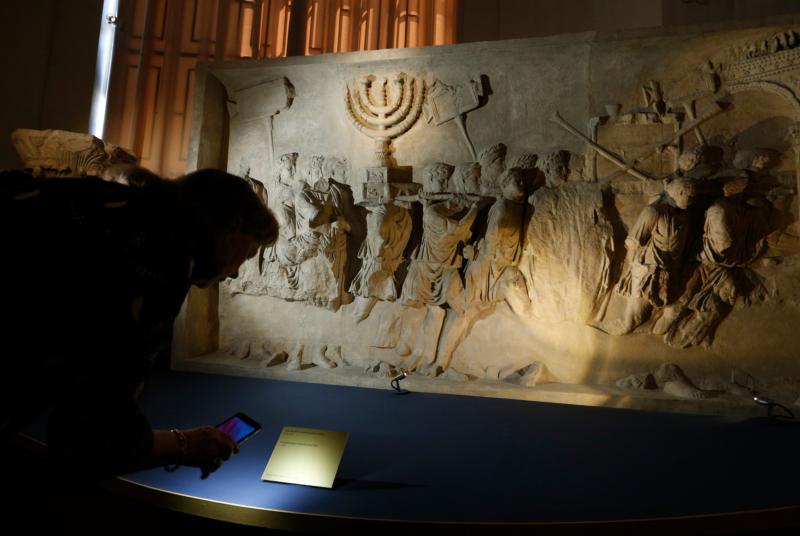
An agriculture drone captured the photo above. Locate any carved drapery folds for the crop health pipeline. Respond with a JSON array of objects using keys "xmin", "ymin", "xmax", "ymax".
[
  {"xmin": 524, "ymin": 181, "xmax": 614, "ymax": 324},
  {"xmin": 212, "ymin": 27, "xmax": 800, "ymax": 403},
  {"xmin": 228, "ymin": 152, "xmax": 355, "ymax": 311},
  {"xmin": 349, "ymin": 203, "xmax": 412, "ymax": 301}
]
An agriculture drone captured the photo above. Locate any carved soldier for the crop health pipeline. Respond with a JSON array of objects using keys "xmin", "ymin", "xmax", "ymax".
[
  {"xmin": 612, "ymin": 176, "xmax": 697, "ymax": 334},
  {"xmin": 522, "ymin": 151, "xmax": 573, "ymax": 302},
  {"xmin": 320, "ymin": 157, "xmax": 354, "ymax": 308},
  {"xmin": 269, "ymin": 155, "xmax": 354, "ymax": 310},
  {"xmin": 449, "ymin": 162, "xmax": 481, "ymax": 194},
  {"xmin": 292, "ymin": 156, "xmax": 351, "ymax": 309},
  {"xmin": 428, "ymin": 168, "xmax": 529, "ymax": 376},
  {"xmin": 400, "ymin": 163, "xmax": 480, "ymax": 314},
  {"xmin": 477, "ymin": 143, "xmax": 507, "ymax": 194},
  {"xmin": 464, "ymin": 168, "xmax": 528, "ymax": 309},
  {"xmin": 262, "ymin": 153, "xmax": 299, "ymax": 294},
  {"xmin": 305, "ymin": 154, "xmax": 326, "ymax": 188},
  {"xmin": 268, "ymin": 152, "xmax": 299, "ymax": 241},
  {"xmin": 536, "ymin": 150, "xmax": 570, "ymax": 188},
  {"xmin": 655, "ymin": 149, "xmax": 775, "ymax": 347},
  {"xmin": 349, "ymin": 201, "xmax": 413, "ymax": 321},
  {"xmin": 264, "ymin": 154, "xmax": 352, "ymax": 310},
  {"xmin": 608, "ymin": 145, "xmax": 725, "ymax": 334}
]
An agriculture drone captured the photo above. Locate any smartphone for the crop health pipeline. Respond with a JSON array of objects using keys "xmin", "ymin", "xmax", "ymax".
[{"xmin": 216, "ymin": 412, "xmax": 262, "ymax": 445}]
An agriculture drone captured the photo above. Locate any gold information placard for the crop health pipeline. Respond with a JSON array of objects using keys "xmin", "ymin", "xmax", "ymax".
[{"xmin": 261, "ymin": 426, "xmax": 349, "ymax": 488}]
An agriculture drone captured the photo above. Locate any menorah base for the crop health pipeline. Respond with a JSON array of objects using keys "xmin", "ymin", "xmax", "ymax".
[
  {"xmin": 357, "ymin": 166, "xmax": 418, "ymax": 206},
  {"xmin": 365, "ymin": 165, "xmax": 412, "ymax": 183}
]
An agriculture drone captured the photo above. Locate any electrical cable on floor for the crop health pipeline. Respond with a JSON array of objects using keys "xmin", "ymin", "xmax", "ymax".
[{"xmin": 754, "ymin": 395, "xmax": 797, "ymax": 425}]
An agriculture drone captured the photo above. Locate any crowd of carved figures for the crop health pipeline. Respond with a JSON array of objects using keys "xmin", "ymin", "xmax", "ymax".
[
  {"xmin": 220, "ymin": 28, "xmax": 800, "ymax": 403},
  {"xmin": 14, "ymin": 29, "xmax": 798, "ymax": 397},
  {"xmin": 219, "ymin": 28, "xmax": 800, "ymax": 388},
  {"xmin": 228, "ymin": 136, "xmax": 790, "ymax": 376}
]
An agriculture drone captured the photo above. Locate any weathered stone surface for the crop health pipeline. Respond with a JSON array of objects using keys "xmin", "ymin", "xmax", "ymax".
[
  {"xmin": 11, "ymin": 128, "xmax": 137, "ymax": 178},
  {"xmin": 173, "ymin": 20, "xmax": 800, "ymax": 416}
]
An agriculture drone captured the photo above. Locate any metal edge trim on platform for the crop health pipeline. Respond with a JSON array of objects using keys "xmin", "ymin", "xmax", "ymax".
[
  {"xmin": 103, "ymin": 476, "xmax": 800, "ymax": 534},
  {"xmin": 16, "ymin": 433, "xmax": 800, "ymax": 534}
]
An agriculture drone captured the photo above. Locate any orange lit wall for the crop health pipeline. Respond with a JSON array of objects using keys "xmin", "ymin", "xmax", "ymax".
[
  {"xmin": 103, "ymin": 0, "xmax": 459, "ymax": 176},
  {"xmin": 303, "ymin": 0, "xmax": 458, "ymax": 55}
]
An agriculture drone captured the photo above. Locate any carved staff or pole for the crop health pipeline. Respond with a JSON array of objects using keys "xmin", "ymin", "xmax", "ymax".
[
  {"xmin": 454, "ymin": 114, "xmax": 478, "ymax": 160},
  {"xmin": 603, "ymin": 101, "xmax": 729, "ymax": 181},
  {"xmin": 551, "ymin": 112, "xmax": 651, "ymax": 181},
  {"xmin": 644, "ymin": 101, "xmax": 726, "ymax": 155},
  {"xmin": 424, "ymin": 78, "xmax": 485, "ymax": 162},
  {"xmin": 681, "ymin": 101, "xmax": 706, "ymax": 144},
  {"xmin": 267, "ymin": 114, "xmax": 275, "ymax": 171},
  {"xmin": 666, "ymin": 90, "xmax": 718, "ymax": 144}
]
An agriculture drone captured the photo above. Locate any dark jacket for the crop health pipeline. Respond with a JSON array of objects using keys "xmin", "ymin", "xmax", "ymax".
[{"xmin": 1, "ymin": 171, "xmax": 193, "ymax": 479}]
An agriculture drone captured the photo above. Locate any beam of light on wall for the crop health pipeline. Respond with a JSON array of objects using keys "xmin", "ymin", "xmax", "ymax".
[{"xmin": 88, "ymin": 0, "xmax": 119, "ymax": 139}]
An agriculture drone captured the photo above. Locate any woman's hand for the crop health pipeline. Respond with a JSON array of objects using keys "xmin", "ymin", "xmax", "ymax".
[{"xmin": 181, "ymin": 426, "xmax": 240, "ymax": 479}]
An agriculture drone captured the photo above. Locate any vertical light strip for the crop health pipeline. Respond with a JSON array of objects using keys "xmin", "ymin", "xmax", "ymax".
[{"xmin": 89, "ymin": 0, "xmax": 120, "ymax": 139}]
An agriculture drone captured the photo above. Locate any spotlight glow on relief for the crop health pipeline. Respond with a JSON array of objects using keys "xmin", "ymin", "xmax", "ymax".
[{"xmin": 88, "ymin": 0, "xmax": 119, "ymax": 139}]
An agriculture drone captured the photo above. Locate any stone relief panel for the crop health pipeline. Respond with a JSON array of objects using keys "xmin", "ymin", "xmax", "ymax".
[
  {"xmin": 523, "ymin": 152, "xmax": 615, "ymax": 324},
  {"xmin": 424, "ymin": 76, "xmax": 488, "ymax": 160},
  {"xmin": 11, "ymin": 128, "xmax": 137, "ymax": 179},
  {"xmin": 177, "ymin": 22, "xmax": 800, "ymax": 414},
  {"xmin": 227, "ymin": 152, "xmax": 355, "ymax": 311},
  {"xmin": 344, "ymin": 72, "xmax": 425, "ymax": 168},
  {"xmin": 348, "ymin": 202, "xmax": 413, "ymax": 321},
  {"xmin": 227, "ymin": 77, "xmax": 294, "ymax": 170},
  {"xmin": 601, "ymin": 176, "xmax": 700, "ymax": 336},
  {"xmin": 653, "ymin": 150, "xmax": 779, "ymax": 349}
]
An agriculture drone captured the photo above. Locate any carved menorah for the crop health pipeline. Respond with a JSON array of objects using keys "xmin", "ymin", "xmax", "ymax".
[{"xmin": 345, "ymin": 73, "xmax": 426, "ymax": 168}]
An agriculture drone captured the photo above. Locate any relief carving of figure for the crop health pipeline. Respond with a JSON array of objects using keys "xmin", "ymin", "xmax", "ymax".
[
  {"xmin": 262, "ymin": 152, "xmax": 298, "ymax": 290},
  {"xmin": 654, "ymin": 149, "xmax": 776, "ymax": 347},
  {"xmin": 522, "ymin": 150, "xmax": 614, "ymax": 323},
  {"xmin": 349, "ymin": 200, "xmax": 413, "ymax": 322},
  {"xmin": 429, "ymin": 168, "xmax": 529, "ymax": 376},
  {"xmin": 610, "ymin": 176, "xmax": 698, "ymax": 334},
  {"xmin": 464, "ymin": 168, "xmax": 528, "ymax": 311},
  {"xmin": 536, "ymin": 150, "xmax": 570, "ymax": 188},
  {"xmin": 268, "ymin": 152, "xmax": 299, "ymax": 240},
  {"xmin": 449, "ymin": 162, "xmax": 481, "ymax": 194},
  {"xmin": 606, "ymin": 146, "xmax": 724, "ymax": 334},
  {"xmin": 228, "ymin": 169, "xmax": 270, "ymax": 294},
  {"xmin": 313, "ymin": 156, "xmax": 354, "ymax": 309},
  {"xmin": 477, "ymin": 143, "xmax": 507, "ymax": 195},
  {"xmin": 399, "ymin": 163, "xmax": 481, "ymax": 314},
  {"xmin": 263, "ymin": 153, "xmax": 353, "ymax": 310}
]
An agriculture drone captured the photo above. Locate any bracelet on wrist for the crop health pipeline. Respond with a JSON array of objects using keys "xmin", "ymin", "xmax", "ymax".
[{"xmin": 164, "ymin": 428, "xmax": 189, "ymax": 472}]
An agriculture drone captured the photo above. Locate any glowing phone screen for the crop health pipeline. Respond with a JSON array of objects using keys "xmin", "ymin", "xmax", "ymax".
[{"xmin": 217, "ymin": 415, "xmax": 258, "ymax": 443}]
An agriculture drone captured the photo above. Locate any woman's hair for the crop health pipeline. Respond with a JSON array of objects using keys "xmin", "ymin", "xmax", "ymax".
[{"xmin": 175, "ymin": 168, "xmax": 278, "ymax": 246}]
